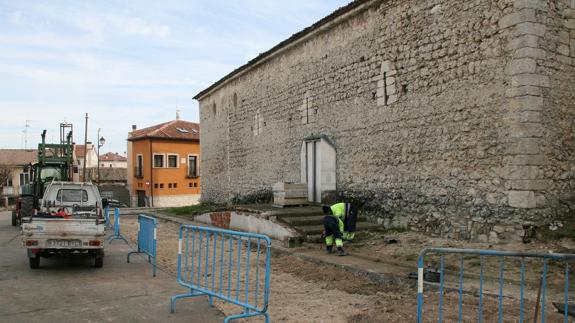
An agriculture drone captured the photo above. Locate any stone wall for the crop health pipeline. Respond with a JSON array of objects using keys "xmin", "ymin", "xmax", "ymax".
[
  {"xmin": 153, "ymin": 194, "xmax": 200, "ymax": 207},
  {"xmin": 197, "ymin": 0, "xmax": 574, "ymax": 241}
]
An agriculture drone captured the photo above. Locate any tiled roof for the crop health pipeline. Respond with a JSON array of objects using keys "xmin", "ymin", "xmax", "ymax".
[
  {"xmin": 193, "ymin": 0, "xmax": 370, "ymax": 100},
  {"xmin": 100, "ymin": 152, "xmax": 127, "ymax": 162},
  {"xmin": 0, "ymin": 149, "xmax": 37, "ymax": 166},
  {"xmin": 128, "ymin": 120, "xmax": 200, "ymax": 142}
]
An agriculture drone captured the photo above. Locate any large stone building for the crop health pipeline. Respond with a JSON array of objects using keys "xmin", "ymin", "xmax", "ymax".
[{"xmin": 195, "ymin": 0, "xmax": 575, "ymax": 241}]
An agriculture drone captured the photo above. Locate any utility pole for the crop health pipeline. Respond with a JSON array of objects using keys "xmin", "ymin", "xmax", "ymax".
[{"xmin": 83, "ymin": 113, "xmax": 88, "ymax": 182}]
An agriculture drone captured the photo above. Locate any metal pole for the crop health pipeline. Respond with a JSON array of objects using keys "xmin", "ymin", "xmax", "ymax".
[
  {"xmin": 97, "ymin": 128, "xmax": 100, "ymax": 185},
  {"xmin": 83, "ymin": 113, "xmax": 88, "ymax": 182}
]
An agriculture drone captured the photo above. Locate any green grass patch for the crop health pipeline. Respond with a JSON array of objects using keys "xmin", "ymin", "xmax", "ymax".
[{"xmin": 165, "ymin": 203, "xmax": 229, "ymax": 217}]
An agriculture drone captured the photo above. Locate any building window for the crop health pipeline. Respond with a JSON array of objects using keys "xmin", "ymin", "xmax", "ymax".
[
  {"xmin": 135, "ymin": 155, "xmax": 144, "ymax": 178},
  {"xmin": 167, "ymin": 154, "xmax": 178, "ymax": 168},
  {"xmin": 159, "ymin": 183, "xmax": 164, "ymax": 188},
  {"xmin": 188, "ymin": 182, "xmax": 192, "ymax": 188},
  {"xmin": 168, "ymin": 183, "xmax": 173, "ymax": 188},
  {"xmin": 187, "ymin": 155, "xmax": 198, "ymax": 177},
  {"xmin": 153, "ymin": 154, "xmax": 164, "ymax": 168},
  {"xmin": 154, "ymin": 183, "xmax": 158, "ymax": 188},
  {"xmin": 19, "ymin": 173, "xmax": 29, "ymax": 186},
  {"xmin": 173, "ymin": 183, "xmax": 177, "ymax": 188}
]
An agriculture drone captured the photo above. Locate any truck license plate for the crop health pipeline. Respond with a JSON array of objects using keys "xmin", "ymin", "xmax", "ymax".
[{"xmin": 47, "ymin": 239, "xmax": 81, "ymax": 247}]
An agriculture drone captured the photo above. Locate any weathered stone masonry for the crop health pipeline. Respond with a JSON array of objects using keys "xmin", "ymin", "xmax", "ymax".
[{"xmin": 195, "ymin": 0, "xmax": 575, "ymax": 242}]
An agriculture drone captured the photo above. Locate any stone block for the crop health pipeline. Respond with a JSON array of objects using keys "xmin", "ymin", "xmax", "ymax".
[
  {"xmin": 514, "ymin": 47, "xmax": 547, "ymax": 59},
  {"xmin": 507, "ymin": 190, "xmax": 537, "ymax": 208},
  {"xmin": 559, "ymin": 31, "xmax": 570, "ymax": 45},
  {"xmin": 504, "ymin": 58, "xmax": 537, "ymax": 75},
  {"xmin": 514, "ymin": 0, "xmax": 548, "ymax": 11},
  {"xmin": 501, "ymin": 165, "xmax": 541, "ymax": 180},
  {"xmin": 571, "ymin": 0, "xmax": 575, "ymax": 8},
  {"xmin": 510, "ymin": 74, "xmax": 550, "ymax": 88},
  {"xmin": 505, "ymin": 85, "xmax": 542, "ymax": 98},
  {"xmin": 505, "ymin": 138, "xmax": 541, "ymax": 155},
  {"xmin": 571, "ymin": 39, "xmax": 575, "ymax": 57},
  {"xmin": 508, "ymin": 95, "xmax": 543, "ymax": 111},
  {"xmin": 558, "ymin": 44, "xmax": 570, "ymax": 56},
  {"xmin": 565, "ymin": 9, "xmax": 575, "ymax": 19},
  {"xmin": 508, "ymin": 179, "xmax": 550, "ymax": 190},
  {"xmin": 506, "ymin": 35, "xmax": 539, "ymax": 50},
  {"xmin": 566, "ymin": 19, "xmax": 575, "ymax": 30},
  {"xmin": 499, "ymin": 10, "xmax": 536, "ymax": 29},
  {"xmin": 504, "ymin": 154, "xmax": 546, "ymax": 166},
  {"xmin": 507, "ymin": 110, "xmax": 541, "ymax": 123},
  {"xmin": 515, "ymin": 22, "xmax": 546, "ymax": 37},
  {"xmin": 508, "ymin": 123, "xmax": 544, "ymax": 138},
  {"xmin": 381, "ymin": 60, "xmax": 394, "ymax": 73},
  {"xmin": 489, "ymin": 231, "xmax": 500, "ymax": 243}
]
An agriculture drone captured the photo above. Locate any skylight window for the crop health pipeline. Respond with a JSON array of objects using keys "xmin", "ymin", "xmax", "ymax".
[
  {"xmin": 191, "ymin": 129, "xmax": 199, "ymax": 133},
  {"xmin": 176, "ymin": 127, "xmax": 189, "ymax": 133}
]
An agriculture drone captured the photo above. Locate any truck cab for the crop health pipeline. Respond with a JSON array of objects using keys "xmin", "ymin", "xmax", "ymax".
[{"xmin": 22, "ymin": 181, "xmax": 107, "ymax": 269}]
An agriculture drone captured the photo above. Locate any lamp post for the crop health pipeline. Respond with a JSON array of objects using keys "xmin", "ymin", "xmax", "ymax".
[{"xmin": 97, "ymin": 128, "xmax": 105, "ymax": 185}]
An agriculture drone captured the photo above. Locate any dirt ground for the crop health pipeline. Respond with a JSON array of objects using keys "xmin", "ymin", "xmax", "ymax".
[{"xmin": 120, "ymin": 217, "xmax": 571, "ymax": 322}]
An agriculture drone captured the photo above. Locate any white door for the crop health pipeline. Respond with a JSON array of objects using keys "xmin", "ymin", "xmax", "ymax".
[
  {"xmin": 305, "ymin": 140, "xmax": 321, "ymax": 202},
  {"xmin": 301, "ymin": 138, "xmax": 336, "ymax": 203}
]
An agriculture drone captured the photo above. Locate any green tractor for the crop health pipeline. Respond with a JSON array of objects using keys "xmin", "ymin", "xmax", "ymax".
[{"xmin": 12, "ymin": 129, "xmax": 74, "ymax": 226}]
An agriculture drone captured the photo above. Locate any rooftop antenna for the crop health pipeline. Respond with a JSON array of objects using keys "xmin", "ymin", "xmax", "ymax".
[{"xmin": 23, "ymin": 120, "xmax": 30, "ymax": 149}]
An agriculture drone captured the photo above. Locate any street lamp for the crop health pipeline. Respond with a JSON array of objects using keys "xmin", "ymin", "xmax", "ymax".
[{"xmin": 97, "ymin": 128, "xmax": 105, "ymax": 185}]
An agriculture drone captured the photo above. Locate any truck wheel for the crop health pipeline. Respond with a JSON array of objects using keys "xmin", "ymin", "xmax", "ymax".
[
  {"xmin": 95, "ymin": 251, "xmax": 104, "ymax": 268},
  {"xmin": 29, "ymin": 255, "xmax": 40, "ymax": 269},
  {"xmin": 11, "ymin": 210, "xmax": 17, "ymax": 226},
  {"xmin": 20, "ymin": 196, "xmax": 34, "ymax": 222}
]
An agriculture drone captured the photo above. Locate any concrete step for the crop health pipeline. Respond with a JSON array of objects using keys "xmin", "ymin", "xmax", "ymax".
[
  {"xmin": 296, "ymin": 221, "xmax": 383, "ymax": 235},
  {"xmin": 281, "ymin": 215, "xmax": 368, "ymax": 226}
]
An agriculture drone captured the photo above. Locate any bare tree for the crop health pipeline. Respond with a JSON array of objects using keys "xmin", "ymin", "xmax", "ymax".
[{"xmin": 0, "ymin": 167, "xmax": 11, "ymax": 189}]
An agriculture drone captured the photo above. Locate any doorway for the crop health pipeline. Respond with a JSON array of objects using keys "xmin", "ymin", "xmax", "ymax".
[
  {"xmin": 136, "ymin": 190, "xmax": 146, "ymax": 207},
  {"xmin": 301, "ymin": 136, "xmax": 336, "ymax": 203}
]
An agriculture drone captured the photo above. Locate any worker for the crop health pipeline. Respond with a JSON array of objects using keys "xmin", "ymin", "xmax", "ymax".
[
  {"xmin": 325, "ymin": 202, "xmax": 358, "ymax": 241},
  {"xmin": 322, "ymin": 204, "xmax": 348, "ymax": 256}
]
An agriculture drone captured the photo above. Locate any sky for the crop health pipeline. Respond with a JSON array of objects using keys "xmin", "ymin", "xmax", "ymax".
[{"xmin": 0, "ymin": 0, "xmax": 350, "ymax": 155}]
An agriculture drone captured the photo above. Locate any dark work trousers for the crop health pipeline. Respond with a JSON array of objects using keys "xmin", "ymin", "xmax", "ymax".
[
  {"xmin": 344, "ymin": 204, "xmax": 358, "ymax": 233},
  {"xmin": 323, "ymin": 215, "xmax": 343, "ymax": 240}
]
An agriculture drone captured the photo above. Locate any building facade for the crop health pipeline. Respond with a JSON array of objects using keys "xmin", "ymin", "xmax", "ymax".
[
  {"xmin": 99, "ymin": 152, "xmax": 128, "ymax": 168},
  {"xmin": 195, "ymin": 0, "xmax": 575, "ymax": 241},
  {"xmin": 127, "ymin": 120, "xmax": 201, "ymax": 207},
  {"xmin": 0, "ymin": 149, "xmax": 37, "ymax": 205}
]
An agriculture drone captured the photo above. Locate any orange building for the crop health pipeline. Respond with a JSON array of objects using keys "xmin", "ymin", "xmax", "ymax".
[{"xmin": 127, "ymin": 120, "xmax": 200, "ymax": 207}]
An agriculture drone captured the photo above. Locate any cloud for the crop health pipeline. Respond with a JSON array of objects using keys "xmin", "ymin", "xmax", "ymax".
[{"xmin": 8, "ymin": 11, "xmax": 22, "ymax": 25}]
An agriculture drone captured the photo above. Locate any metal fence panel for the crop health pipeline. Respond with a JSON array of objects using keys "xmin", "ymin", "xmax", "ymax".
[
  {"xmin": 106, "ymin": 207, "xmax": 128, "ymax": 244},
  {"xmin": 416, "ymin": 247, "xmax": 575, "ymax": 323},
  {"xmin": 170, "ymin": 225, "xmax": 271, "ymax": 323},
  {"xmin": 127, "ymin": 214, "xmax": 157, "ymax": 277}
]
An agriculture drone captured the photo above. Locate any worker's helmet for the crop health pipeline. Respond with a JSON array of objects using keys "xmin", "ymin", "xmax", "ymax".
[{"xmin": 322, "ymin": 205, "xmax": 332, "ymax": 215}]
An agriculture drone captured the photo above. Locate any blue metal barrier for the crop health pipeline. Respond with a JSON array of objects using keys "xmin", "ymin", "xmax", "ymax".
[
  {"xmin": 416, "ymin": 247, "xmax": 575, "ymax": 323},
  {"xmin": 170, "ymin": 225, "xmax": 271, "ymax": 323},
  {"xmin": 127, "ymin": 214, "xmax": 157, "ymax": 277},
  {"xmin": 104, "ymin": 206, "xmax": 113, "ymax": 229},
  {"xmin": 106, "ymin": 207, "xmax": 128, "ymax": 244}
]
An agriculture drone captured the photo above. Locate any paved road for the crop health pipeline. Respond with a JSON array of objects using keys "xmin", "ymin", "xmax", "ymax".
[{"xmin": 0, "ymin": 211, "xmax": 224, "ymax": 323}]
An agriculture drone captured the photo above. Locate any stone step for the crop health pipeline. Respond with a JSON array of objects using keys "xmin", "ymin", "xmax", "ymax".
[
  {"xmin": 296, "ymin": 222, "xmax": 383, "ymax": 235},
  {"xmin": 281, "ymin": 215, "xmax": 368, "ymax": 226}
]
